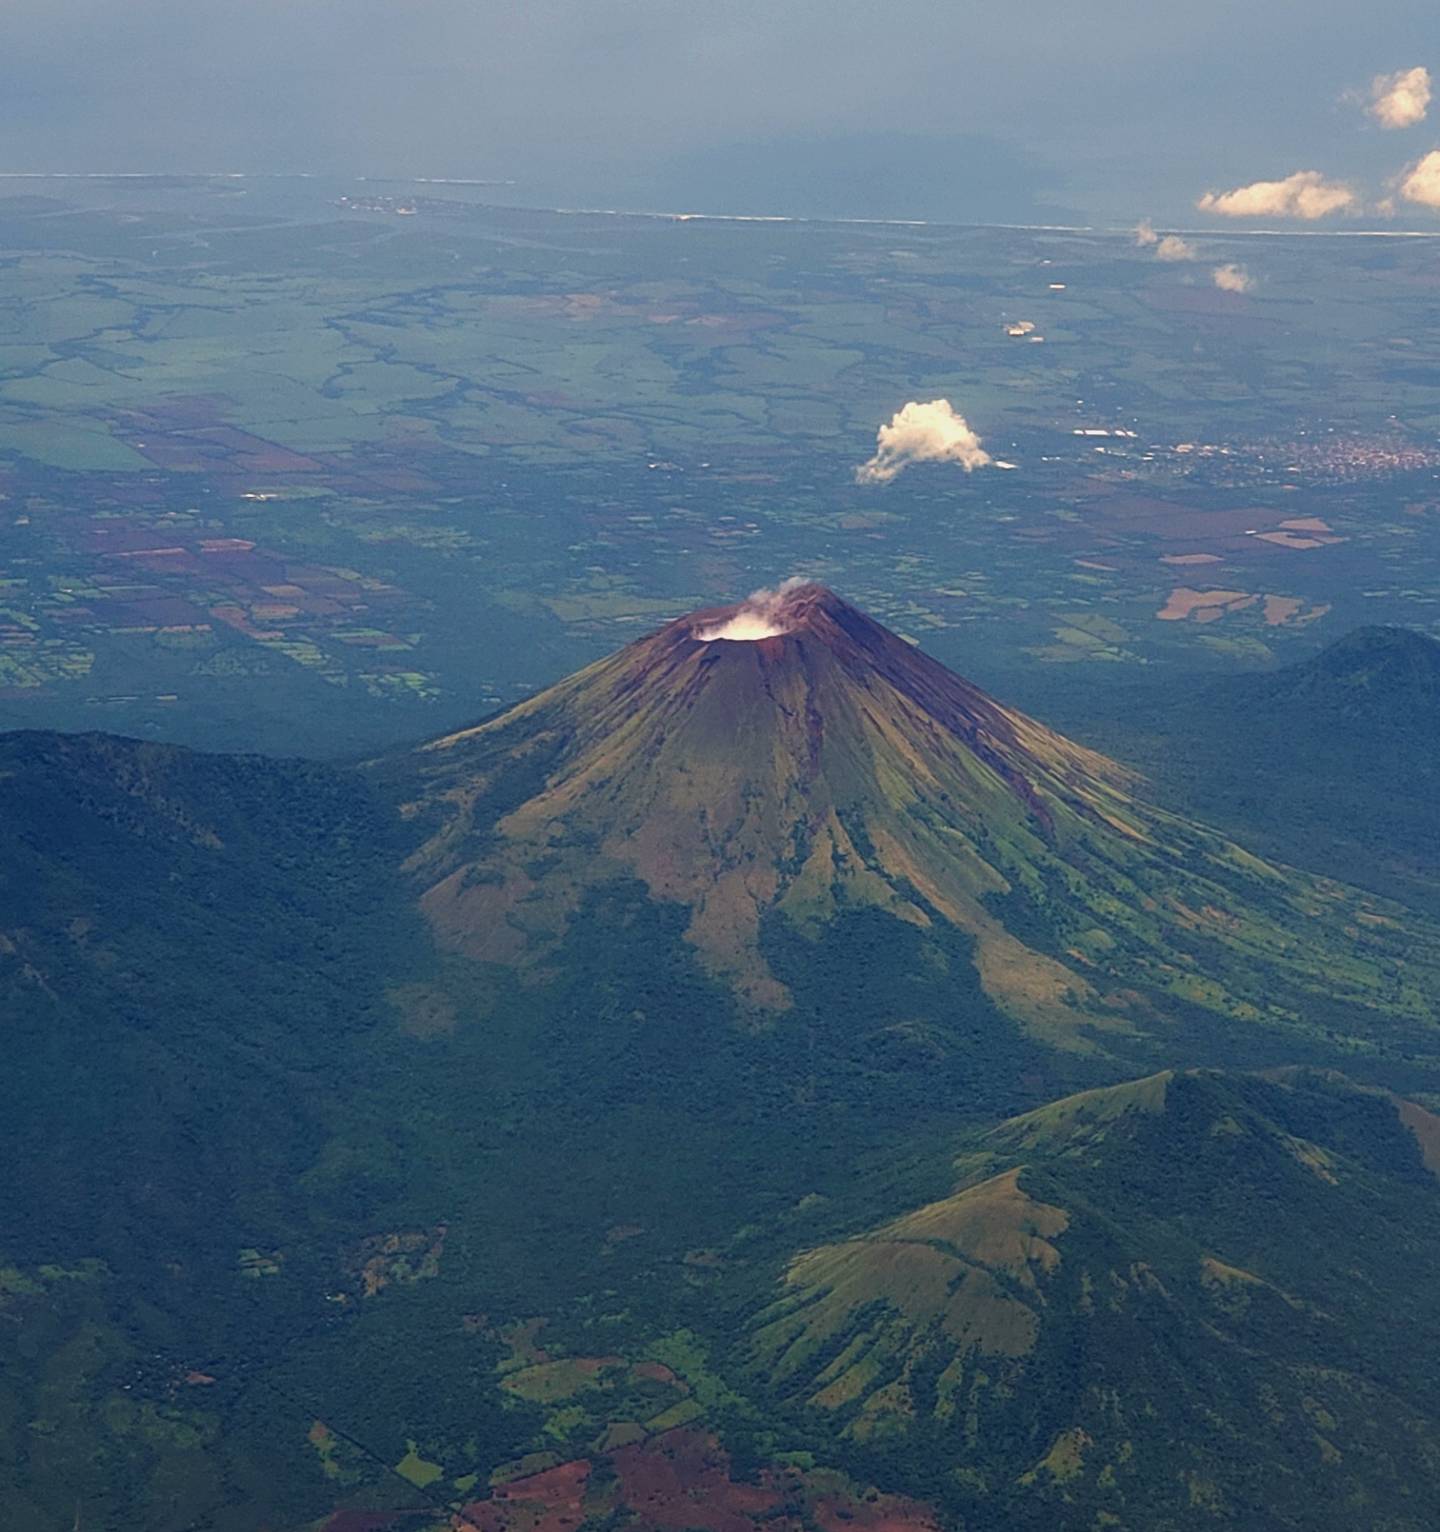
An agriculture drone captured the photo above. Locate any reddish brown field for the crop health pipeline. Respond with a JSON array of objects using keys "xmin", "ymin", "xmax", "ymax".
[
  {"xmin": 322, "ymin": 1510, "xmax": 432, "ymax": 1532},
  {"xmin": 1262, "ymin": 595, "xmax": 1303, "ymax": 626},
  {"xmin": 610, "ymin": 1432, "xmax": 785, "ymax": 1532},
  {"xmin": 630, "ymin": 1362, "xmax": 680, "ymax": 1385},
  {"xmin": 1398, "ymin": 1098, "xmax": 1440, "ymax": 1177},
  {"xmin": 458, "ymin": 1460, "xmax": 591, "ymax": 1532},
  {"xmin": 1253, "ymin": 530, "xmax": 1334, "ymax": 550},
  {"xmin": 812, "ymin": 1492, "xmax": 941, "ymax": 1532},
  {"xmin": 1140, "ymin": 286, "xmax": 1267, "ymax": 318},
  {"xmin": 451, "ymin": 1431, "xmax": 940, "ymax": 1532},
  {"xmin": 1156, "ymin": 587, "xmax": 1257, "ymax": 622},
  {"xmin": 1081, "ymin": 494, "xmax": 1277, "ymax": 544}
]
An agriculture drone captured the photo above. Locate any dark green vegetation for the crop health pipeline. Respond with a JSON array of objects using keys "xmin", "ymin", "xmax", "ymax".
[
  {"xmin": 0, "ymin": 732, "xmax": 437, "ymax": 1528},
  {"xmin": 4, "ymin": 603, "xmax": 1440, "ymax": 1530},
  {"xmin": 1062, "ymin": 625, "xmax": 1440, "ymax": 915},
  {"xmin": 0, "ymin": 732, "xmax": 412, "ymax": 1254},
  {"xmin": 0, "ymin": 718, "xmax": 1020, "ymax": 1530},
  {"xmin": 752, "ymin": 1068, "xmax": 1440, "ymax": 1531}
]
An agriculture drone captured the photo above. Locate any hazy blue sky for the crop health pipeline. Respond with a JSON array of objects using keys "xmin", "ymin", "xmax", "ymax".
[{"xmin": 3, "ymin": 0, "xmax": 1437, "ymax": 224}]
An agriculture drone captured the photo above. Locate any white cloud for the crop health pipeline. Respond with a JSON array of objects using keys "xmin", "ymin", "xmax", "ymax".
[
  {"xmin": 1369, "ymin": 66, "xmax": 1432, "ymax": 130},
  {"xmin": 1212, "ymin": 263, "xmax": 1254, "ymax": 294},
  {"xmin": 1197, "ymin": 170, "xmax": 1357, "ymax": 220},
  {"xmin": 1399, "ymin": 149, "xmax": 1440, "ymax": 209},
  {"xmin": 856, "ymin": 399, "xmax": 992, "ymax": 485},
  {"xmin": 1136, "ymin": 221, "xmax": 1195, "ymax": 260},
  {"xmin": 1155, "ymin": 234, "xmax": 1196, "ymax": 261}
]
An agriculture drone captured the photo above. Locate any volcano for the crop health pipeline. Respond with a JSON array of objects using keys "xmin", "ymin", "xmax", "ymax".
[{"xmin": 389, "ymin": 583, "xmax": 1437, "ymax": 1042}]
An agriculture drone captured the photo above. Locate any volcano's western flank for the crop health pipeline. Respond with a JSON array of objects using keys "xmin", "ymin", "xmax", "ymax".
[{"xmin": 387, "ymin": 584, "xmax": 1435, "ymax": 1038}]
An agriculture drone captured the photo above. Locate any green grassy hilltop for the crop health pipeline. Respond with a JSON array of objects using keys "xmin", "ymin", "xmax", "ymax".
[{"xmin": 753, "ymin": 1068, "xmax": 1440, "ymax": 1529}]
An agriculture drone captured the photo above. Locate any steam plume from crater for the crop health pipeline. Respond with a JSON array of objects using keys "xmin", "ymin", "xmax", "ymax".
[{"xmin": 694, "ymin": 576, "xmax": 812, "ymax": 641}]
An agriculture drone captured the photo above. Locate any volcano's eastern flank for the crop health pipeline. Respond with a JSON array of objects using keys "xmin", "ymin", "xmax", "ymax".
[{"xmin": 388, "ymin": 585, "xmax": 1436, "ymax": 1039}]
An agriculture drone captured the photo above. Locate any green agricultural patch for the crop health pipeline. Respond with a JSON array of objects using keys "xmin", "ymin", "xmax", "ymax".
[{"xmin": 395, "ymin": 1440, "xmax": 445, "ymax": 1488}]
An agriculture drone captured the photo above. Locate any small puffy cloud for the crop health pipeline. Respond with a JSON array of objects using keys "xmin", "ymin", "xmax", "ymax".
[
  {"xmin": 1155, "ymin": 234, "xmax": 1196, "ymax": 262},
  {"xmin": 1399, "ymin": 149, "xmax": 1440, "ymax": 209},
  {"xmin": 1213, "ymin": 263, "xmax": 1254, "ymax": 294},
  {"xmin": 1369, "ymin": 66, "xmax": 1432, "ymax": 130},
  {"xmin": 856, "ymin": 399, "xmax": 992, "ymax": 485},
  {"xmin": 1197, "ymin": 171, "xmax": 1357, "ymax": 220},
  {"xmin": 1136, "ymin": 221, "xmax": 1195, "ymax": 260}
]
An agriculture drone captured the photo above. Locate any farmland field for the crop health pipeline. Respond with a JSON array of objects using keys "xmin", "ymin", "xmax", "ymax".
[{"xmin": 1, "ymin": 175, "xmax": 1438, "ymax": 754}]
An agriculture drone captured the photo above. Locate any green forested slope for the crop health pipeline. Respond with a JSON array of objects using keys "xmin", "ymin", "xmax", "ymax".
[
  {"xmin": 753, "ymin": 1069, "xmax": 1440, "ymax": 1530},
  {"xmin": 4, "ymin": 617, "xmax": 1440, "ymax": 1530}
]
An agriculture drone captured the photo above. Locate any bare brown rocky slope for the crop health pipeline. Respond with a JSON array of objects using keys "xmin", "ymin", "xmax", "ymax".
[{"xmin": 380, "ymin": 584, "xmax": 1440, "ymax": 1046}]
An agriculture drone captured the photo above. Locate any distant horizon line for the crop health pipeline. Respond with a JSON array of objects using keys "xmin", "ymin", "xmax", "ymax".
[{"xmin": 1, "ymin": 170, "xmax": 1438, "ymax": 239}]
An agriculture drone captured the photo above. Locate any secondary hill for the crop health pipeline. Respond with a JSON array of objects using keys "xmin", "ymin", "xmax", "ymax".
[
  {"xmin": 1238, "ymin": 623, "xmax": 1440, "ymax": 723},
  {"xmin": 1069, "ymin": 625, "xmax": 1440, "ymax": 910},
  {"xmin": 751, "ymin": 1068, "xmax": 1440, "ymax": 1530},
  {"xmin": 382, "ymin": 584, "xmax": 1440, "ymax": 1054}
]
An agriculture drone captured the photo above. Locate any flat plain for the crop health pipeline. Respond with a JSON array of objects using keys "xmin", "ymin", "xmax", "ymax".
[{"xmin": 1, "ymin": 176, "xmax": 1438, "ymax": 753}]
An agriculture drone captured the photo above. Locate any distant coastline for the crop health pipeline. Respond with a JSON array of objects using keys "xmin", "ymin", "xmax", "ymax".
[{"xmin": 2, "ymin": 169, "xmax": 1438, "ymax": 238}]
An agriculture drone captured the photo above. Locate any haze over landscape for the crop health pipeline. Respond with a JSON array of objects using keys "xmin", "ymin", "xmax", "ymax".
[
  {"xmin": 3, "ymin": 7, "xmax": 1440, "ymax": 1532},
  {"xmin": 2, "ymin": 1, "xmax": 1439, "ymax": 225}
]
